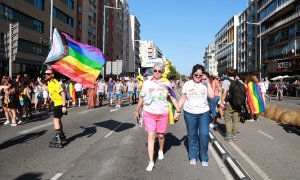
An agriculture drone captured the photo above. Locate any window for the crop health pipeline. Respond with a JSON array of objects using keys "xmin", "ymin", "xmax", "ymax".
[
  {"xmin": 34, "ymin": 0, "xmax": 44, "ymax": 10},
  {"xmin": 67, "ymin": 17, "xmax": 73, "ymax": 26},
  {"xmin": 33, "ymin": 19, "xmax": 43, "ymax": 33},
  {"xmin": 67, "ymin": 0, "xmax": 74, "ymax": 9},
  {"xmin": 0, "ymin": 4, "xmax": 14, "ymax": 20}
]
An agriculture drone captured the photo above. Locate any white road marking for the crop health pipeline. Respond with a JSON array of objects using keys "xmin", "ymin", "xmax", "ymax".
[
  {"xmin": 209, "ymin": 144, "xmax": 234, "ymax": 180},
  {"xmin": 18, "ymin": 122, "xmax": 53, "ymax": 134},
  {"xmin": 258, "ymin": 130, "xmax": 275, "ymax": 140},
  {"xmin": 229, "ymin": 142, "xmax": 271, "ymax": 180},
  {"xmin": 104, "ymin": 121, "xmax": 125, "ymax": 138},
  {"xmin": 226, "ymin": 157, "xmax": 246, "ymax": 179},
  {"xmin": 50, "ymin": 172, "xmax": 64, "ymax": 180}
]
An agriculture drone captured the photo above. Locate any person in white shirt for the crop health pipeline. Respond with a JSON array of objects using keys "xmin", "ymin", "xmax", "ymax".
[
  {"xmin": 97, "ymin": 79, "xmax": 106, "ymax": 106},
  {"xmin": 114, "ymin": 79, "xmax": 124, "ymax": 108},
  {"xmin": 74, "ymin": 82, "xmax": 83, "ymax": 106},
  {"xmin": 177, "ymin": 64, "xmax": 214, "ymax": 167},
  {"xmin": 126, "ymin": 78, "xmax": 135, "ymax": 105}
]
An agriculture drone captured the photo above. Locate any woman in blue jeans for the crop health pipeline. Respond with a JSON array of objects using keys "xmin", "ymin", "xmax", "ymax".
[{"xmin": 178, "ymin": 64, "xmax": 214, "ymax": 166}]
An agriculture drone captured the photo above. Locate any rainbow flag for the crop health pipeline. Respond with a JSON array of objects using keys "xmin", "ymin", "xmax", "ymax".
[
  {"xmin": 247, "ymin": 82, "xmax": 265, "ymax": 114},
  {"xmin": 45, "ymin": 28, "xmax": 106, "ymax": 88},
  {"xmin": 160, "ymin": 77, "xmax": 177, "ymax": 124},
  {"xmin": 67, "ymin": 83, "xmax": 76, "ymax": 101},
  {"xmin": 19, "ymin": 94, "xmax": 24, "ymax": 106}
]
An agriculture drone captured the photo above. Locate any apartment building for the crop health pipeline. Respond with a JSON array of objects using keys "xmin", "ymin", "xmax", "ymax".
[
  {"xmin": 257, "ymin": 0, "xmax": 300, "ymax": 77},
  {"xmin": 203, "ymin": 43, "xmax": 217, "ymax": 74},
  {"xmin": 138, "ymin": 40, "xmax": 163, "ymax": 61},
  {"xmin": 0, "ymin": 0, "xmax": 77, "ymax": 77},
  {"xmin": 128, "ymin": 14, "xmax": 141, "ymax": 76},
  {"xmin": 215, "ymin": 15, "xmax": 240, "ymax": 75}
]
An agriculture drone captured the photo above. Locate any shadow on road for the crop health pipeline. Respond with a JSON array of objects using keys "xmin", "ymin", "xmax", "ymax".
[
  {"xmin": 153, "ymin": 133, "xmax": 187, "ymax": 161},
  {"xmin": 94, "ymin": 119, "xmax": 135, "ymax": 132},
  {"xmin": 0, "ymin": 130, "xmax": 47, "ymax": 150},
  {"xmin": 65, "ymin": 126, "xmax": 98, "ymax": 145},
  {"xmin": 14, "ymin": 172, "xmax": 43, "ymax": 180},
  {"xmin": 278, "ymin": 124, "xmax": 300, "ymax": 136}
]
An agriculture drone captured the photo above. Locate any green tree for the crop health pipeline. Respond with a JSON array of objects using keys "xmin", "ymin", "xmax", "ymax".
[{"xmin": 168, "ymin": 65, "xmax": 181, "ymax": 80}]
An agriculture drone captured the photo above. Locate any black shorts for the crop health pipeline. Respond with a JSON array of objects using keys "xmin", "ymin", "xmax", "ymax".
[
  {"xmin": 76, "ymin": 91, "xmax": 82, "ymax": 99},
  {"xmin": 83, "ymin": 89, "xmax": 88, "ymax": 95},
  {"xmin": 53, "ymin": 105, "xmax": 63, "ymax": 118}
]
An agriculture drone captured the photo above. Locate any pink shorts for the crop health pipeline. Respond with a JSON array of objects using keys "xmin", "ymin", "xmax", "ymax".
[{"xmin": 143, "ymin": 110, "xmax": 169, "ymax": 134}]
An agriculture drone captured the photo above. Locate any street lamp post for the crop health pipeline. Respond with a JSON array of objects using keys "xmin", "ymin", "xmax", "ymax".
[
  {"xmin": 246, "ymin": 22, "xmax": 262, "ymax": 80},
  {"xmin": 102, "ymin": 4, "xmax": 121, "ymax": 79},
  {"xmin": 134, "ymin": 40, "xmax": 142, "ymax": 77}
]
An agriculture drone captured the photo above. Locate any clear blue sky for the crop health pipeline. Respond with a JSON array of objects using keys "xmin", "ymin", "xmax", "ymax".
[{"xmin": 128, "ymin": 0, "xmax": 248, "ymax": 76}]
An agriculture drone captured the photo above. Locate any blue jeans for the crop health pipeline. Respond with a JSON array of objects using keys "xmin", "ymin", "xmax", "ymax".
[
  {"xmin": 184, "ymin": 110, "xmax": 210, "ymax": 162},
  {"xmin": 209, "ymin": 96, "xmax": 220, "ymax": 119}
]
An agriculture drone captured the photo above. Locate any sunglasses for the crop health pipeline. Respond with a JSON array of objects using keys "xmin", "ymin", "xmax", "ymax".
[
  {"xmin": 44, "ymin": 73, "xmax": 52, "ymax": 76},
  {"xmin": 153, "ymin": 69, "xmax": 162, "ymax": 73},
  {"xmin": 194, "ymin": 73, "xmax": 203, "ymax": 78}
]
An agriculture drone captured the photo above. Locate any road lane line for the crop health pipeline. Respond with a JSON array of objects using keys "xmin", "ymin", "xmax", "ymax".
[
  {"xmin": 258, "ymin": 130, "xmax": 275, "ymax": 140},
  {"xmin": 229, "ymin": 142, "xmax": 271, "ymax": 180},
  {"xmin": 50, "ymin": 172, "xmax": 64, "ymax": 180},
  {"xmin": 104, "ymin": 121, "xmax": 125, "ymax": 138},
  {"xmin": 209, "ymin": 144, "xmax": 234, "ymax": 180},
  {"xmin": 18, "ymin": 122, "xmax": 53, "ymax": 134}
]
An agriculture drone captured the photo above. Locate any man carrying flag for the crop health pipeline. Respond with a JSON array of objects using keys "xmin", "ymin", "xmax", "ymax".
[{"xmin": 38, "ymin": 69, "xmax": 67, "ymax": 148}]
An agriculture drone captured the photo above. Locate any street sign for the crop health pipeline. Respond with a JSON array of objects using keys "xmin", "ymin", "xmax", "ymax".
[{"xmin": 5, "ymin": 22, "xmax": 19, "ymax": 61}]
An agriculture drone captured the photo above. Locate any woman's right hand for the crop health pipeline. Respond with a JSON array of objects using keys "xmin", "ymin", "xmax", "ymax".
[{"xmin": 134, "ymin": 111, "xmax": 139, "ymax": 120}]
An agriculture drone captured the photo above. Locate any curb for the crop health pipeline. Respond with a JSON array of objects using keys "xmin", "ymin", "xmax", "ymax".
[{"xmin": 210, "ymin": 131, "xmax": 252, "ymax": 180}]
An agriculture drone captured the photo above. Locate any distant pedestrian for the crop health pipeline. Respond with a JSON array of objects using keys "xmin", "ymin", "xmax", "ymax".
[
  {"xmin": 275, "ymin": 79, "xmax": 287, "ymax": 101},
  {"xmin": 114, "ymin": 79, "xmax": 123, "ymax": 109},
  {"xmin": 209, "ymin": 70, "xmax": 220, "ymax": 131},
  {"xmin": 74, "ymin": 82, "xmax": 83, "ymax": 107},
  {"xmin": 134, "ymin": 62, "xmax": 180, "ymax": 172},
  {"xmin": 87, "ymin": 83, "xmax": 97, "ymax": 109},
  {"xmin": 97, "ymin": 79, "xmax": 106, "ymax": 106},
  {"xmin": 177, "ymin": 64, "xmax": 214, "ymax": 166},
  {"xmin": 126, "ymin": 78, "xmax": 135, "ymax": 105},
  {"xmin": 106, "ymin": 78, "xmax": 115, "ymax": 107}
]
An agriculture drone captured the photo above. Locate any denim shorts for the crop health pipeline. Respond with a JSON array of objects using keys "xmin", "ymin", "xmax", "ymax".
[
  {"xmin": 115, "ymin": 93, "xmax": 122, "ymax": 100},
  {"xmin": 127, "ymin": 91, "xmax": 133, "ymax": 97}
]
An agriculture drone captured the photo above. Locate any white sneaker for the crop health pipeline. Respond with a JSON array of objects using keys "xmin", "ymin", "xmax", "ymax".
[
  {"xmin": 11, "ymin": 123, "xmax": 17, "ymax": 127},
  {"xmin": 158, "ymin": 150, "xmax": 164, "ymax": 160},
  {"xmin": 209, "ymin": 123, "xmax": 214, "ymax": 128},
  {"xmin": 201, "ymin": 161, "xmax": 208, "ymax": 167},
  {"xmin": 18, "ymin": 120, "xmax": 23, "ymax": 125},
  {"xmin": 146, "ymin": 161, "xmax": 154, "ymax": 171},
  {"xmin": 3, "ymin": 120, "xmax": 10, "ymax": 125},
  {"xmin": 248, "ymin": 119, "xmax": 255, "ymax": 122}
]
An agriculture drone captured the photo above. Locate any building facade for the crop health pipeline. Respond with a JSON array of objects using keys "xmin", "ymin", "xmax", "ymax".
[
  {"xmin": 203, "ymin": 43, "xmax": 217, "ymax": 74},
  {"xmin": 128, "ymin": 14, "xmax": 140, "ymax": 77},
  {"xmin": 258, "ymin": 0, "xmax": 300, "ymax": 77},
  {"xmin": 0, "ymin": 0, "xmax": 77, "ymax": 77},
  {"xmin": 215, "ymin": 15, "xmax": 240, "ymax": 76}
]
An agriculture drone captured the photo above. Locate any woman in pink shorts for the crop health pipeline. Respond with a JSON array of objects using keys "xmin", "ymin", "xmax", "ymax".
[{"xmin": 134, "ymin": 62, "xmax": 180, "ymax": 172}]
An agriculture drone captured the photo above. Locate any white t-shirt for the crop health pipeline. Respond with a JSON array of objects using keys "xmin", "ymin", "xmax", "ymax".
[
  {"xmin": 182, "ymin": 80, "xmax": 209, "ymax": 114},
  {"xmin": 126, "ymin": 81, "xmax": 135, "ymax": 92},
  {"xmin": 115, "ymin": 83, "xmax": 123, "ymax": 94},
  {"xmin": 140, "ymin": 80, "xmax": 169, "ymax": 114},
  {"xmin": 259, "ymin": 82, "xmax": 267, "ymax": 93},
  {"xmin": 74, "ymin": 83, "xmax": 83, "ymax": 92},
  {"xmin": 97, "ymin": 82, "xmax": 106, "ymax": 93}
]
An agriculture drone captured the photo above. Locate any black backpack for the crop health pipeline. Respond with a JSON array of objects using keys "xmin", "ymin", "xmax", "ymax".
[{"xmin": 227, "ymin": 78, "xmax": 247, "ymax": 112}]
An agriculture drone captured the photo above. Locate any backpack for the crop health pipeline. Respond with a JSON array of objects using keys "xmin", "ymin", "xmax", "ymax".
[{"xmin": 226, "ymin": 78, "xmax": 247, "ymax": 112}]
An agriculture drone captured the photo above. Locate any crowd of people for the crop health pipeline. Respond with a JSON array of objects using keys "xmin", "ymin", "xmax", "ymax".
[{"xmin": 1, "ymin": 64, "xmax": 294, "ymax": 172}]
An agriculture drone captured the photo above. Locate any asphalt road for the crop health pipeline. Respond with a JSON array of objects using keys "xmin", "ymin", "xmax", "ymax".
[
  {"xmin": 0, "ymin": 98, "xmax": 232, "ymax": 180},
  {"xmin": 0, "ymin": 95, "xmax": 299, "ymax": 180}
]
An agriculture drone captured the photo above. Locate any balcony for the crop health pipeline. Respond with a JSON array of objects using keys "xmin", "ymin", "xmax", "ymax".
[
  {"xmin": 260, "ymin": 11, "xmax": 300, "ymax": 37},
  {"xmin": 260, "ymin": 0, "xmax": 296, "ymax": 24}
]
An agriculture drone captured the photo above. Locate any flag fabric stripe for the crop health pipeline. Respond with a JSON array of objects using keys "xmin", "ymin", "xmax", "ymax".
[
  {"xmin": 247, "ymin": 82, "xmax": 265, "ymax": 114},
  {"xmin": 60, "ymin": 55, "xmax": 101, "ymax": 77},
  {"xmin": 51, "ymin": 63, "xmax": 96, "ymax": 88},
  {"xmin": 68, "ymin": 48, "xmax": 103, "ymax": 70},
  {"xmin": 53, "ymin": 59, "xmax": 98, "ymax": 83},
  {"xmin": 65, "ymin": 35, "xmax": 106, "ymax": 65}
]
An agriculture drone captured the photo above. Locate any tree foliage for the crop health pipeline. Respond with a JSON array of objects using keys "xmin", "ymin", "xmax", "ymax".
[{"xmin": 168, "ymin": 65, "xmax": 181, "ymax": 80}]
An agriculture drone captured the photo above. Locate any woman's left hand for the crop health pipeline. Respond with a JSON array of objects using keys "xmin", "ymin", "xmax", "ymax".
[{"xmin": 173, "ymin": 112, "xmax": 180, "ymax": 121}]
